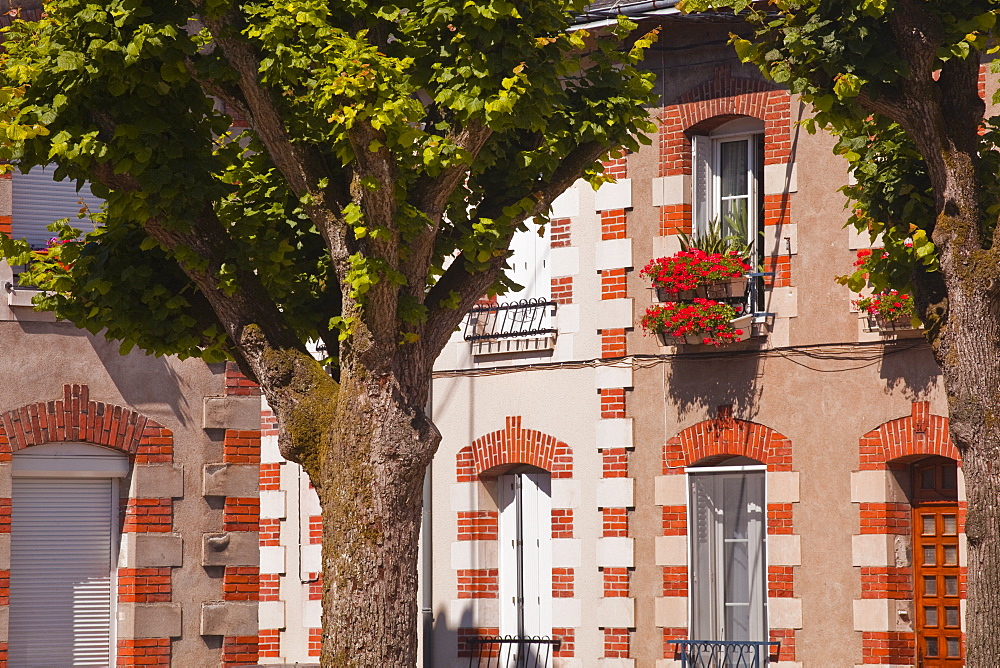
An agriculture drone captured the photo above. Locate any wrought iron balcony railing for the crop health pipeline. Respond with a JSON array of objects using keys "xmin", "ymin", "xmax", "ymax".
[
  {"xmin": 672, "ymin": 640, "xmax": 781, "ymax": 668},
  {"xmin": 466, "ymin": 635, "xmax": 562, "ymax": 668},
  {"xmin": 463, "ymin": 299, "xmax": 557, "ymax": 354}
]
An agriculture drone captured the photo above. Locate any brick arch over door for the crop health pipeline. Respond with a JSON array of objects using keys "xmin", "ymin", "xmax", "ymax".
[
  {"xmin": 663, "ymin": 408, "xmax": 793, "ymax": 471},
  {"xmin": 0, "ymin": 384, "xmax": 173, "ymax": 463},
  {"xmin": 859, "ymin": 401, "xmax": 958, "ymax": 469},
  {"xmin": 456, "ymin": 416, "xmax": 573, "ymax": 480}
]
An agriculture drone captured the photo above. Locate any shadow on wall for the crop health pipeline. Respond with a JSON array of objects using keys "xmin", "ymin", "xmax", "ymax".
[
  {"xmin": 663, "ymin": 352, "xmax": 765, "ymax": 423},
  {"xmin": 431, "ymin": 603, "xmax": 474, "ymax": 668},
  {"xmin": 878, "ymin": 341, "xmax": 940, "ymax": 401}
]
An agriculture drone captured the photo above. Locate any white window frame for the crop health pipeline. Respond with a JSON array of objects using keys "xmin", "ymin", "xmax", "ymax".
[
  {"xmin": 504, "ymin": 221, "xmax": 552, "ymax": 303},
  {"xmin": 691, "ymin": 119, "xmax": 764, "ymax": 255},
  {"xmin": 686, "ymin": 463, "xmax": 768, "ymax": 643}
]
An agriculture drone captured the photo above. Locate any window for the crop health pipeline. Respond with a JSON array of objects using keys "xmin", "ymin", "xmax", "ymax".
[
  {"xmin": 497, "ymin": 471, "xmax": 552, "ymax": 642},
  {"xmin": 911, "ymin": 457, "xmax": 963, "ymax": 666},
  {"xmin": 12, "ymin": 166, "xmax": 103, "ymax": 249},
  {"xmin": 692, "ymin": 117, "xmax": 764, "ymax": 260},
  {"xmin": 9, "ymin": 443, "xmax": 128, "ymax": 666},
  {"xmin": 688, "ymin": 460, "xmax": 767, "ymax": 641},
  {"xmin": 505, "ymin": 221, "xmax": 551, "ymax": 302}
]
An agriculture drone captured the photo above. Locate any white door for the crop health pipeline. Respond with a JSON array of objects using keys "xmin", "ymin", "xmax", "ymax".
[
  {"xmin": 9, "ymin": 477, "xmax": 117, "ymax": 666},
  {"xmin": 498, "ymin": 472, "xmax": 553, "ymax": 665}
]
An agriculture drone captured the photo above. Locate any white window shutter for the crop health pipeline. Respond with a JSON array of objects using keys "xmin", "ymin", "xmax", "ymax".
[
  {"xmin": 12, "ymin": 167, "xmax": 103, "ymax": 248},
  {"xmin": 691, "ymin": 134, "xmax": 713, "ymax": 236},
  {"xmin": 9, "ymin": 477, "xmax": 116, "ymax": 666}
]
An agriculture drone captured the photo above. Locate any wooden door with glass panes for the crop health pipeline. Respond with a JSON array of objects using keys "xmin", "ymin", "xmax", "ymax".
[{"xmin": 911, "ymin": 457, "xmax": 963, "ymax": 666}]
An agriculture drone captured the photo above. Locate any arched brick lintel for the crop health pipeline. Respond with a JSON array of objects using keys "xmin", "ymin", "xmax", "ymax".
[
  {"xmin": 859, "ymin": 401, "xmax": 958, "ymax": 470},
  {"xmin": 457, "ymin": 416, "xmax": 573, "ymax": 481},
  {"xmin": 663, "ymin": 407, "xmax": 793, "ymax": 473},
  {"xmin": 0, "ymin": 384, "xmax": 172, "ymax": 462}
]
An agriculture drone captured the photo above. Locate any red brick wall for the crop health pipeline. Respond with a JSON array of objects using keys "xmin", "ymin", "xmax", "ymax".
[
  {"xmin": 118, "ymin": 568, "xmax": 171, "ymax": 603},
  {"xmin": 456, "ymin": 569, "xmax": 498, "ymax": 599},
  {"xmin": 457, "ymin": 510, "xmax": 498, "ymax": 541},
  {"xmin": 463, "ymin": 416, "xmax": 573, "ymax": 478},
  {"xmin": 117, "ymin": 639, "xmax": 170, "ymax": 666}
]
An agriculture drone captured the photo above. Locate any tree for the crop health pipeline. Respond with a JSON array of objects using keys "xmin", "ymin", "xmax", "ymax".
[
  {"xmin": 680, "ymin": 0, "xmax": 1000, "ymax": 663},
  {"xmin": 0, "ymin": 1, "xmax": 657, "ymax": 664}
]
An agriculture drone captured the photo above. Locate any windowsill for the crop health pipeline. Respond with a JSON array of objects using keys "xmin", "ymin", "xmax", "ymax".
[
  {"xmin": 470, "ymin": 335, "xmax": 557, "ymax": 357},
  {"xmin": 6, "ymin": 284, "xmax": 43, "ymax": 307}
]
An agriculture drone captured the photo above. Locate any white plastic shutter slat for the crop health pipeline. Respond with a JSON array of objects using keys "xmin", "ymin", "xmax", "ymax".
[
  {"xmin": 12, "ymin": 167, "xmax": 102, "ymax": 248},
  {"xmin": 10, "ymin": 477, "xmax": 114, "ymax": 667}
]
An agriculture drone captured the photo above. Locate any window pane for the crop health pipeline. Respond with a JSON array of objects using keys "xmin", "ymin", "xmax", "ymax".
[
  {"xmin": 921, "ymin": 468, "xmax": 935, "ymax": 489},
  {"xmin": 946, "ymin": 637, "xmax": 960, "ymax": 657},
  {"xmin": 942, "ymin": 465, "xmax": 957, "ymax": 489},
  {"xmin": 923, "ymin": 545, "xmax": 937, "ymax": 566},
  {"xmin": 922, "ymin": 515, "xmax": 936, "ymax": 535},
  {"xmin": 924, "ymin": 607, "xmax": 938, "ymax": 627},
  {"xmin": 945, "ymin": 607, "xmax": 959, "ymax": 627},
  {"xmin": 923, "ymin": 576, "xmax": 937, "ymax": 596},
  {"xmin": 720, "ymin": 198, "xmax": 748, "ymax": 230},
  {"xmin": 945, "ymin": 576, "xmax": 959, "ymax": 596},
  {"xmin": 926, "ymin": 637, "xmax": 938, "ymax": 657},
  {"xmin": 942, "ymin": 515, "xmax": 957, "ymax": 535},
  {"xmin": 719, "ymin": 140, "xmax": 749, "ymax": 198},
  {"xmin": 944, "ymin": 545, "xmax": 958, "ymax": 566}
]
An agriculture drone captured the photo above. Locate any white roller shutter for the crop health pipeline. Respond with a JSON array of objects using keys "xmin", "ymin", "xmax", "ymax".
[
  {"xmin": 11, "ymin": 167, "xmax": 102, "ymax": 248},
  {"xmin": 10, "ymin": 477, "xmax": 115, "ymax": 667}
]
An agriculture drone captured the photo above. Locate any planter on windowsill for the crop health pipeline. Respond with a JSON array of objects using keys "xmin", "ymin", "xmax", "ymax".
[
  {"xmin": 653, "ymin": 315, "xmax": 753, "ymax": 347},
  {"xmin": 655, "ymin": 276, "xmax": 749, "ymax": 303}
]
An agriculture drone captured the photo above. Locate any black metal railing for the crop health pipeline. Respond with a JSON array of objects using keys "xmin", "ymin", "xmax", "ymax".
[
  {"xmin": 467, "ymin": 635, "xmax": 562, "ymax": 668},
  {"xmin": 746, "ymin": 271, "xmax": 775, "ymax": 318},
  {"xmin": 673, "ymin": 640, "xmax": 781, "ymax": 668},
  {"xmin": 463, "ymin": 298, "xmax": 557, "ymax": 342}
]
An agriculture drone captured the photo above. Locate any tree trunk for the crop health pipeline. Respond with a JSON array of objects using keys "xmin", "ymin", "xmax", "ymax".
[
  {"xmin": 316, "ymin": 372, "xmax": 440, "ymax": 667},
  {"xmin": 932, "ymin": 286, "xmax": 1000, "ymax": 666}
]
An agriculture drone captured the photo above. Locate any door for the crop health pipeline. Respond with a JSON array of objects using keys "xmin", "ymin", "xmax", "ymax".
[
  {"xmin": 912, "ymin": 458, "xmax": 963, "ymax": 666},
  {"xmin": 9, "ymin": 477, "xmax": 117, "ymax": 666}
]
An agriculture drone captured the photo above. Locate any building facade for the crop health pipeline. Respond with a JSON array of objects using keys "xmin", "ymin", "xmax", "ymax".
[{"xmin": 423, "ymin": 7, "xmax": 967, "ymax": 668}]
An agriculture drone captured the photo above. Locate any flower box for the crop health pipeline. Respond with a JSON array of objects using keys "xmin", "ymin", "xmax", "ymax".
[
  {"xmin": 646, "ymin": 305, "xmax": 752, "ymax": 347},
  {"xmin": 643, "ymin": 250, "xmax": 750, "ymax": 299},
  {"xmin": 655, "ymin": 276, "xmax": 748, "ymax": 303},
  {"xmin": 874, "ymin": 314, "xmax": 917, "ymax": 331}
]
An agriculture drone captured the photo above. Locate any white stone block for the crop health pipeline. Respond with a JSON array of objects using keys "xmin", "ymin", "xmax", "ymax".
[
  {"xmin": 763, "ymin": 287, "xmax": 798, "ymax": 319},
  {"xmin": 654, "ymin": 596, "xmax": 687, "ymax": 628},
  {"xmin": 595, "ymin": 238, "xmax": 633, "ymax": 271},
  {"xmin": 258, "ymin": 601, "xmax": 285, "ymax": 629},
  {"xmin": 654, "ymin": 475, "xmax": 687, "ymax": 507},
  {"xmin": 958, "ymin": 468, "xmax": 966, "ymax": 502},
  {"xmin": 303, "ymin": 599, "xmax": 322, "ymax": 627},
  {"xmin": 656, "ymin": 661, "xmax": 684, "ymax": 668},
  {"xmin": 652, "ymin": 235, "xmax": 682, "ymax": 259},
  {"xmin": 768, "ymin": 597, "xmax": 802, "ymax": 629},
  {"xmin": 552, "ymin": 539, "xmax": 582, "ymax": 568},
  {"xmin": 596, "ymin": 298, "xmax": 633, "ymax": 330},
  {"xmin": 261, "ymin": 433, "xmax": 282, "ymax": 464},
  {"xmin": 555, "ymin": 659, "xmax": 582, "ymax": 668},
  {"xmin": 552, "ymin": 599, "xmax": 583, "ymax": 627},
  {"xmin": 595, "ymin": 179, "xmax": 632, "ymax": 211},
  {"xmin": 259, "ymin": 490, "xmax": 286, "ymax": 520},
  {"xmin": 598, "ymin": 659, "xmax": 635, "ymax": 668},
  {"xmin": 853, "ymin": 598, "xmax": 892, "ymax": 631},
  {"xmin": 551, "ymin": 187, "xmax": 580, "ymax": 218},
  {"xmin": 848, "ymin": 226, "xmax": 882, "ymax": 250},
  {"xmin": 766, "ymin": 472, "xmax": 800, "ymax": 504},
  {"xmin": 551, "ymin": 246, "xmax": 580, "ymax": 277},
  {"xmin": 655, "ymin": 536, "xmax": 687, "ymax": 566},
  {"xmin": 448, "ymin": 599, "xmax": 498, "ymax": 628},
  {"xmin": 595, "ymin": 364, "xmax": 633, "ymax": 390},
  {"xmin": 761, "ymin": 223, "xmax": 797, "ymax": 256},
  {"xmin": 851, "ymin": 470, "xmax": 891, "ymax": 503},
  {"xmin": 450, "ymin": 540, "xmax": 497, "ymax": 570},
  {"xmin": 596, "ymin": 537, "xmax": 634, "ymax": 568},
  {"xmin": 259, "ymin": 546, "xmax": 286, "ymax": 575},
  {"xmin": 450, "ymin": 483, "xmax": 478, "ymax": 512},
  {"xmin": 551, "ymin": 480, "xmax": 581, "ymax": 509},
  {"xmin": 767, "ymin": 534, "xmax": 801, "ymax": 566},
  {"xmin": 300, "ymin": 483, "xmax": 321, "ymax": 516},
  {"xmin": 597, "ymin": 598, "xmax": 635, "ymax": 627},
  {"xmin": 596, "ymin": 478, "xmax": 634, "ymax": 508},
  {"xmin": 960, "ymin": 533, "xmax": 968, "ymax": 566},
  {"xmin": 651, "ymin": 175, "xmax": 689, "ymax": 207},
  {"xmin": 555, "ymin": 304, "xmax": 580, "ymax": 334},
  {"xmin": 301, "ymin": 544, "xmax": 322, "ymax": 573},
  {"xmin": 851, "ymin": 534, "xmax": 893, "ymax": 568},
  {"xmin": 596, "ymin": 418, "xmax": 633, "ymax": 450},
  {"xmin": 764, "ymin": 162, "xmax": 797, "ymax": 194}
]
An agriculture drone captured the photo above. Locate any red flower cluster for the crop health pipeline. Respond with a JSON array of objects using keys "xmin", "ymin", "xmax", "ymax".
[
  {"xmin": 640, "ymin": 249, "xmax": 749, "ymax": 293},
  {"xmin": 640, "ymin": 298, "xmax": 744, "ymax": 346},
  {"xmin": 854, "ymin": 289, "xmax": 915, "ymax": 320}
]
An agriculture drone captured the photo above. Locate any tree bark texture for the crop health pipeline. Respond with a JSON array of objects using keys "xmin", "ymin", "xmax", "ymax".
[{"xmin": 314, "ymin": 372, "xmax": 440, "ymax": 667}]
